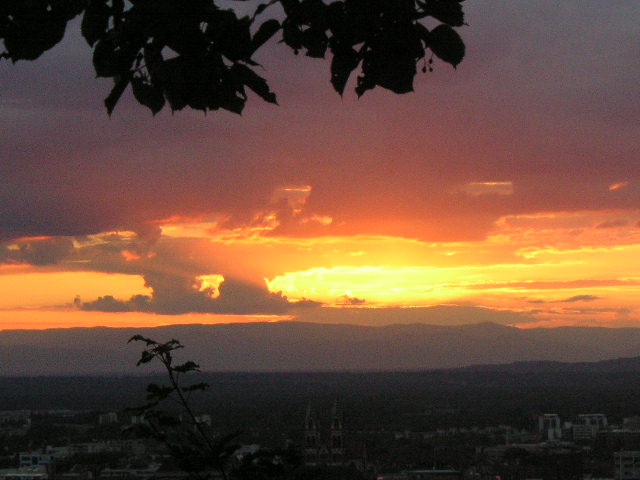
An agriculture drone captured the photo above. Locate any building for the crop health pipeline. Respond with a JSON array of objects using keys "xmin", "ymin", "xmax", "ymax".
[
  {"xmin": 573, "ymin": 424, "xmax": 596, "ymax": 441},
  {"xmin": 19, "ymin": 453, "xmax": 55, "ymax": 469},
  {"xmin": 615, "ymin": 450, "xmax": 640, "ymax": 480},
  {"xmin": 304, "ymin": 401, "xmax": 345, "ymax": 466},
  {"xmin": 99, "ymin": 464, "xmax": 160, "ymax": 479},
  {"xmin": 579, "ymin": 414, "xmax": 608, "ymax": 430},
  {"xmin": 538, "ymin": 414, "xmax": 562, "ymax": 441},
  {"xmin": 0, "ymin": 411, "xmax": 31, "ymax": 426},
  {"xmin": 377, "ymin": 470, "xmax": 461, "ymax": 480},
  {"xmin": 68, "ymin": 442, "xmax": 118, "ymax": 455},
  {"xmin": 98, "ymin": 412, "xmax": 119, "ymax": 425},
  {"xmin": 624, "ymin": 417, "xmax": 640, "ymax": 431},
  {"xmin": 0, "ymin": 466, "xmax": 48, "ymax": 480}
]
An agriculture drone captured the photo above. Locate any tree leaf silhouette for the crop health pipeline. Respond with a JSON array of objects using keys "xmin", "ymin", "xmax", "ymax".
[
  {"xmin": 1, "ymin": 0, "xmax": 467, "ymax": 113},
  {"xmin": 251, "ymin": 19, "xmax": 281, "ymax": 54},
  {"xmin": 429, "ymin": 23, "xmax": 465, "ymax": 68},
  {"xmin": 81, "ymin": 0, "xmax": 110, "ymax": 47},
  {"xmin": 105, "ymin": 76, "xmax": 129, "ymax": 115},
  {"xmin": 131, "ymin": 76, "xmax": 165, "ymax": 115},
  {"xmin": 232, "ymin": 63, "xmax": 278, "ymax": 105}
]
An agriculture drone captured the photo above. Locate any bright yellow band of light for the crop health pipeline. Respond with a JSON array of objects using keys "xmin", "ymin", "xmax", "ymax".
[{"xmin": 0, "ymin": 272, "xmax": 149, "ymax": 309}]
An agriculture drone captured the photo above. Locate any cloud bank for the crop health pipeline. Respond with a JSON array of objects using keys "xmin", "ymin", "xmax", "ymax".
[{"xmin": 81, "ymin": 275, "xmax": 314, "ymax": 315}]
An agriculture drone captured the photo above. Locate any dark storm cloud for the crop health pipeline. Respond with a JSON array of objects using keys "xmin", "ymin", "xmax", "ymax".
[
  {"xmin": 79, "ymin": 295, "xmax": 143, "ymax": 313},
  {"xmin": 0, "ymin": 221, "xmax": 166, "ymax": 272},
  {"xmin": 0, "ymin": 2, "xmax": 638, "ymax": 242},
  {"xmin": 0, "ymin": 229, "xmax": 307, "ymax": 315},
  {"xmin": 81, "ymin": 275, "xmax": 298, "ymax": 315},
  {"xmin": 0, "ymin": 237, "xmax": 74, "ymax": 266}
]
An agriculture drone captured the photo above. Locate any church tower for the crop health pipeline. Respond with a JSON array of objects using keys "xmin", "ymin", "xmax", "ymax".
[
  {"xmin": 330, "ymin": 400, "xmax": 345, "ymax": 462},
  {"xmin": 304, "ymin": 403, "xmax": 320, "ymax": 462}
]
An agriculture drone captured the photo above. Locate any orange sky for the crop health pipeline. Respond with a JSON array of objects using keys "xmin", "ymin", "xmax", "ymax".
[
  {"xmin": 1, "ymin": 2, "xmax": 639, "ymax": 331},
  {"xmin": 2, "ymin": 207, "xmax": 640, "ymax": 329}
]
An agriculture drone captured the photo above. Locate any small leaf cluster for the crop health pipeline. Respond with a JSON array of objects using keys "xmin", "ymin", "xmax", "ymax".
[
  {"xmin": 280, "ymin": 0, "xmax": 466, "ymax": 96},
  {"xmin": 1, "ymin": 0, "xmax": 84, "ymax": 61},
  {"xmin": 1, "ymin": 0, "xmax": 465, "ymax": 115},
  {"xmin": 83, "ymin": 0, "xmax": 280, "ymax": 115},
  {"xmin": 127, "ymin": 335, "xmax": 236, "ymax": 480}
]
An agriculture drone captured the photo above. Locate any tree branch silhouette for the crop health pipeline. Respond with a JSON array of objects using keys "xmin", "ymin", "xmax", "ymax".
[
  {"xmin": 1, "ymin": 0, "xmax": 466, "ymax": 115},
  {"xmin": 127, "ymin": 335, "xmax": 235, "ymax": 480},
  {"xmin": 127, "ymin": 335, "xmax": 302, "ymax": 480}
]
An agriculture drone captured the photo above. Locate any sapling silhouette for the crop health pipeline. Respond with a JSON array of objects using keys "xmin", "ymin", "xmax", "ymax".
[
  {"xmin": 126, "ymin": 335, "xmax": 301, "ymax": 480},
  {"xmin": 127, "ymin": 335, "xmax": 236, "ymax": 480}
]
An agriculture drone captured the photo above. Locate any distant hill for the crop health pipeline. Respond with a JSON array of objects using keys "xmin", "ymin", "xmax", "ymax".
[
  {"xmin": 3, "ymin": 321, "xmax": 640, "ymax": 375},
  {"xmin": 458, "ymin": 355, "xmax": 640, "ymax": 373}
]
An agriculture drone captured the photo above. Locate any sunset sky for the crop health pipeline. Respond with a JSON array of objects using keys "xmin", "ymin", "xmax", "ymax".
[{"xmin": 1, "ymin": 1, "xmax": 639, "ymax": 331}]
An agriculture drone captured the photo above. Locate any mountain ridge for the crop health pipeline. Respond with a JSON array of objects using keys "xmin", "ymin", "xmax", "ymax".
[{"xmin": 2, "ymin": 321, "xmax": 640, "ymax": 375}]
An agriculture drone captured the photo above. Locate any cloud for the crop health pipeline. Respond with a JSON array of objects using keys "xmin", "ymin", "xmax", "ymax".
[
  {"xmin": 457, "ymin": 182, "xmax": 514, "ymax": 197},
  {"xmin": 0, "ymin": 237, "xmax": 75, "ymax": 266},
  {"xmin": 529, "ymin": 294, "xmax": 603, "ymax": 304},
  {"xmin": 81, "ymin": 275, "xmax": 304, "ymax": 315},
  {"xmin": 336, "ymin": 295, "xmax": 366, "ymax": 306},
  {"xmin": 291, "ymin": 298, "xmax": 324, "ymax": 308},
  {"xmin": 79, "ymin": 295, "xmax": 145, "ymax": 313},
  {"xmin": 595, "ymin": 219, "xmax": 629, "ymax": 229},
  {"xmin": 466, "ymin": 279, "xmax": 640, "ymax": 291},
  {"xmin": 609, "ymin": 182, "xmax": 629, "ymax": 191},
  {"xmin": 558, "ymin": 295, "xmax": 602, "ymax": 303},
  {"xmin": 2, "ymin": 2, "xmax": 640, "ymax": 245},
  {"xmin": 538, "ymin": 306, "xmax": 633, "ymax": 317},
  {"xmin": 0, "ymin": 222, "xmax": 164, "ymax": 270}
]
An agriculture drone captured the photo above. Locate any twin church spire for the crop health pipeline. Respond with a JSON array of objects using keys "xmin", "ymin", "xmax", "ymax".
[{"xmin": 304, "ymin": 400, "xmax": 345, "ymax": 465}]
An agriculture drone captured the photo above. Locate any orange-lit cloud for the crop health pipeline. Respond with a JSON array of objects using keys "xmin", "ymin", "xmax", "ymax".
[
  {"xmin": 1, "ymin": 2, "xmax": 639, "ymax": 331},
  {"xmin": 2, "ymin": 207, "xmax": 640, "ymax": 328},
  {"xmin": 457, "ymin": 181, "xmax": 514, "ymax": 196},
  {"xmin": 609, "ymin": 182, "xmax": 629, "ymax": 191},
  {"xmin": 121, "ymin": 250, "xmax": 141, "ymax": 261}
]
